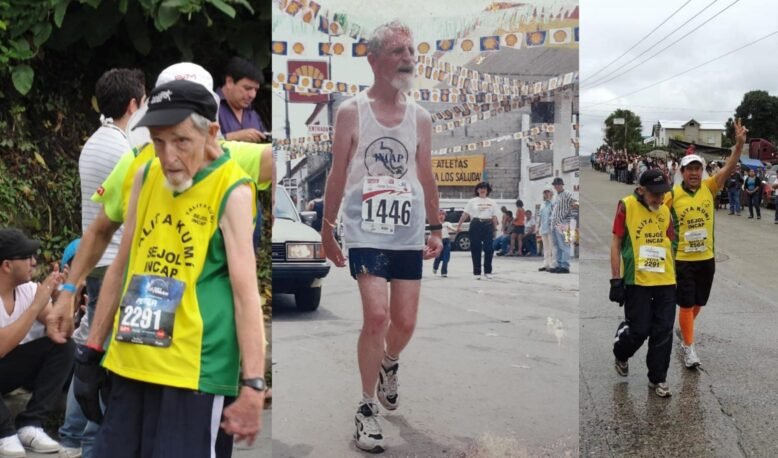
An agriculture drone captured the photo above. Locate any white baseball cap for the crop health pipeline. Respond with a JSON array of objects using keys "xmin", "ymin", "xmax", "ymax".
[{"xmin": 680, "ymin": 154, "xmax": 705, "ymax": 168}]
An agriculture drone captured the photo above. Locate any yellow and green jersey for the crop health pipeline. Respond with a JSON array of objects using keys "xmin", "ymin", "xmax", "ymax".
[
  {"xmin": 664, "ymin": 176, "xmax": 718, "ymax": 261},
  {"xmin": 621, "ymin": 194, "xmax": 675, "ymax": 287},
  {"xmin": 93, "ymin": 141, "xmax": 270, "ymax": 223},
  {"xmin": 102, "ymin": 154, "xmax": 256, "ymax": 396}
]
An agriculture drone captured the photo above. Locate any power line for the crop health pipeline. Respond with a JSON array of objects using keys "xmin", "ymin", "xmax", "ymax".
[
  {"xmin": 587, "ymin": 29, "xmax": 778, "ymax": 108},
  {"xmin": 583, "ymin": 0, "xmax": 726, "ymax": 88},
  {"xmin": 581, "ymin": 0, "xmax": 692, "ymax": 84},
  {"xmin": 584, "ymin": 103, "xmax": 732, "ymax": 112}
]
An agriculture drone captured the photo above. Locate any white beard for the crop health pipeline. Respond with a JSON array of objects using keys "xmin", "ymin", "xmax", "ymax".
[
  {"xmin": 164, "ymin": 177, "xmax": 193, "ymax": 193},
  {"xmin": 391, "ymin": 74, "xmax": 414, "ymax": 92}
]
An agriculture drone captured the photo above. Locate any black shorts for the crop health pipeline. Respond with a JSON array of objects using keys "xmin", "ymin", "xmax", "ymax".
[
  {"xmin": 675, "ymin": 258, "xmax": 716, "ymax": 307},
  {"xmin": 348, "ymin": 248, "xmax": 423, "ymax": 281},
  {"xmin": 511, "ymin": 225, "xmax": 525, "ymax": 235},
  {"xmin": 94, "ymin": 374, "xmax": 226, "ymax": 458}
]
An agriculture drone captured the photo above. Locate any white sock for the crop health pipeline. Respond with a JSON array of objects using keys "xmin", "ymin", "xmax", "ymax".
[{"xmin": 382, "ymin": 353, "xmax": 399, "ymax": 368}]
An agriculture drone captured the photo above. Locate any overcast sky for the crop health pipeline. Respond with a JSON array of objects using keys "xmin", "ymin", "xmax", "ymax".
[{"xmin": 580, "ymin": 0, "xmax": 778, "ymax": 154}]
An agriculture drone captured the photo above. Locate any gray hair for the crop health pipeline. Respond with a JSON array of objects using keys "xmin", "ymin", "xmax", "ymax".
[
  {"xmin": 367, "ymin": 20, "xmax": 413, "ymax": 56},
  {"xmin": 189, "ymin": 112, "xmax": 212, "ymax": 134}
]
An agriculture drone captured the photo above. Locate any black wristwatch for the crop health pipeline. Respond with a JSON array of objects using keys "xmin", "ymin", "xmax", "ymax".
[{"xmin": 241, "ymin": 377, "xmax": 267, "ymax": 392}]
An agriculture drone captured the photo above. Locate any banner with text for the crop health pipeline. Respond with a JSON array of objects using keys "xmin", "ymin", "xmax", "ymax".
[{"xmin": 432, "ymin": 155, "xmax": 485, "ymax": 186}]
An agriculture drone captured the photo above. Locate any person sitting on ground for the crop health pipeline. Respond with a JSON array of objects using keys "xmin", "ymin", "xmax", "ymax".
[{"xmin": 0, "ymin": 229, "xmax": 71, "ymax": 456}]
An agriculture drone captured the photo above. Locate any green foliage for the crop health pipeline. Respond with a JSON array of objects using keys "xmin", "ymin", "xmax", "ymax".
[
  {"xmin": 0, "ymin": 0, "xmax": 271, "ymax": 266},
  {"xmin": 603, "ymin": 109, "xmax": 643, "ymax": 153},
  {"xmin": 0, "ymin": 0, "xmax": 268, "ymax": 94},
  {"xmin": 731, "ymin": 91, "xmax": 778, "ymax": 144}
]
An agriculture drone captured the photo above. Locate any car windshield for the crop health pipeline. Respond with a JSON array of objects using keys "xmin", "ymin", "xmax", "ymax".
[{"xmin": 274, "ymin": 187, "xmax": 299, "ymax": 222}]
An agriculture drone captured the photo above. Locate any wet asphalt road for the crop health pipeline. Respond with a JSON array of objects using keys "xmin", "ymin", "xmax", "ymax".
[
  {"xmin": 579, "ymin": 167, "xmax": 778, "ymax": 457},
  {"xmin": 272, "ymin": 249, "xmax": 578, "ymax": 457}
]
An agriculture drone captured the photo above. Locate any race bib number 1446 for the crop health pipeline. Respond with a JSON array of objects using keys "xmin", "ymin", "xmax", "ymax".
[{"xmin": 361, "ymin": 176, "xmax": 412, "ymax": 234}]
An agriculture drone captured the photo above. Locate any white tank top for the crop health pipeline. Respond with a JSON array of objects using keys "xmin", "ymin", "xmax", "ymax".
[{"xmin": 342, "ymin": 91, "xmax": 425, "ymax": 250}]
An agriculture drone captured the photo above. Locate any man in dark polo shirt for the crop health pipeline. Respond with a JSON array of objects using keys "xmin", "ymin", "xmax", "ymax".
[{"xmin": 217, "ymin": 57, "xmax": 267, "ymax": 143}]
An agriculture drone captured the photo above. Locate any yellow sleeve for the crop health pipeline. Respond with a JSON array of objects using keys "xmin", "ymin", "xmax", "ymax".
[
  {"xmin": 91, "ymin": 151, "xmax": 134, "ymax": 223},
  {"xmin": 703, "ymin": 176, "xmax": 720, "ymax": 194},
  {"xmin": 663, "ymin": 189, "xmax": 673, "ymax": 209}
]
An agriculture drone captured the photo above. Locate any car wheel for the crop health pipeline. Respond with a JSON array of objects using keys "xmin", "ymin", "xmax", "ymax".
[
  {"xmin": 295, "ymin": 287, "xmax": 322, "ymax": 311},
  {"xmin": 455, "ymin": 233, "xmax": 470, "ymax": 251}
]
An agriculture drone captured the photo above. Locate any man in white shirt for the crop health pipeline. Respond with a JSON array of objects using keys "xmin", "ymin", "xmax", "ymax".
[{"xmin": 0, "ymin": 229, "xmax": 69, "ymax": 456}]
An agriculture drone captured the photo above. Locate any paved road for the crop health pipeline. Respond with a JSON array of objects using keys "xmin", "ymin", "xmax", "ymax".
[
  {"xmin": 273, "ymin": 250, "xmax": 579, "ymax": 457},
  {"xmin": 579, "ymin": 168, "xmax": 778, "ymax": 457}
]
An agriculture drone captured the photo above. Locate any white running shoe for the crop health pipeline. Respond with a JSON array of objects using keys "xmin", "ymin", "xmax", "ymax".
[
  {"xmin": 17, "ymin": 426, "xmax": 61, "ymax": 453},
  {"xmin": 354, "ymin": 401, "xmax": 384, "ymax": 453},
  {"xmin": 59, "ymin": 446, "xmax": 83, "ymax": 458},
  {"xmin": 0, "ymin": 434, "xmax": 25, "ymax": 457},
  {"xmin": 377, "ymin": 362, "xmax": 399, "ymax": 411},
  {"xmin": 484, "ymin": 273, "xmax": 494, "ymax": 279},
  {"xmin": 648, "ymin": 381, "xmax": 672, "ymax": 398},
  {"xmin": 681, "ymin": 343, "xmax": 701, "ymax": 368}
]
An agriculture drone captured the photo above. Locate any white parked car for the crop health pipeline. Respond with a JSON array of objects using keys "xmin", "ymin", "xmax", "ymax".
[{"xmin": 272, "ymin": 187, "xmax": 330, "ymax": 311}]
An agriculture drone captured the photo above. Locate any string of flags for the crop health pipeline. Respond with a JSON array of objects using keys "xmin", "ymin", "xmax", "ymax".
[
  {"xmin": 277, "ymin": 0, "xmax": 369, "ymax": 41},
  {"xmin": 431, "ymin": 125, "xmax": 556, "ymax": 156},
  {"xmin": 271, "ymin": 69, "xmax": 578, "ymax": 103},
  {"xmin": 270, "ymin": 26, "xmax": 578, "ymax": 58},
  {"xmin": 414, "ymin": 28, "xmax": 578, "ymax": 55},
  {"xmin": 273, "ymin": 122, "xmax": 576, "ymax": 159}
]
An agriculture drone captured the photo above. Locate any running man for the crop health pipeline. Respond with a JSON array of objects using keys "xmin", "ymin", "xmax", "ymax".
[
  {"xmin": 664, "ymin": 119, "xmax": 746, "ymax": 368},
  {"xmin": 611, "ymin": 169, "xmax": 676, "ymax": 397},
  {"xmin": 320, "ymin": 20, "xmax": 442, "ymax": 453},
  {"xmin": 72, "ymin": 80, "xmax": 266, "ymax": 456}
]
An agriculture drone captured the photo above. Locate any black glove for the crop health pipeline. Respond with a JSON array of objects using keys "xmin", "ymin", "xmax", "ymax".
[
  {"xmin": 609, "ymin": 278, "xmax": 625, "ymax": 306},
  {"xmin": 73, "ymin": 344, "xmax": 108, "ymax": 424}
]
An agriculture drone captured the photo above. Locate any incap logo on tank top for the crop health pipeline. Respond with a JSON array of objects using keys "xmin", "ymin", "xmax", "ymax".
[{"xmin": 364, "ymin": 137, "xmax": 409, "ymax": 178}]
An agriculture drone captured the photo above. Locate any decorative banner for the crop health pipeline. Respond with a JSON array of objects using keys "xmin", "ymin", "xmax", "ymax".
[
  {"xmin": 352, "ymin": 41, "xmax": 368, "ymax": 57},
  {"xmin": 529, "ymin": 163, "xmax": 553, "ymax": 180},
  {"xmin": 431, "ymin": 125, "xmax": 556, "ymax": 156},
  {"xmin": 549, "ymin": 27, "xmax": 573, "ymax": 45},
  {"xmin": 562, "ymin": 155, "xmax": 580, "ymax": 172},
  {"xmin": 273, "ymin": 130, "xmax": 574, "ymax": 160},
  {"xmin": 480, "ymin": 35, "xmax": 500, "ymax": 51},
  {"xmin": 525, "ymin": 30, "xmax": 547, "ymax": 47},
  {"xmin": 432, "ymin": 154, "xmax": 485, "ymax": 187},
  {"xmin": 413, "ymin": 28, "xmax": 577, "ymax": 55},
  {"xmin": 287, "ymin": 60, "xmax": 329, "ymax": 103},
  {"xmin": 271, "ymin": 41, "xmax": 288, "ymax": 55},
  {"xmin": 278, "ymin": 0, "xmax": 368, "ymax": 41},
  {"xmin": 501, "ymin": 32, "xmax": 522, "ymax": 49},
  {"xmin": 271, "ymin": 77, "xmax": 366, "ymax": 98}
]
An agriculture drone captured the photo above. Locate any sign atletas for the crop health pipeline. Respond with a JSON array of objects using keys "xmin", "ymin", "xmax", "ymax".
[{"xmin": 432, "ymin": 154, "xmax": 485, "ymax": 186}]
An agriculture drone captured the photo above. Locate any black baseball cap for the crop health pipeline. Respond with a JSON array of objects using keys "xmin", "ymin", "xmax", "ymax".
[
  {"xmin": 134, "ymin": 79, "xmax": 218, "ymax": 129},
  {"xmin": 639, "ymin": 169, "xmax": 671, "ymax": 193},
  {"xmin": 552, "ymin": 177, "xmax": 564, "ymax": 185},
  {"xmin": 0, "ymin": 228, "xmax": 40, "ymax": 261}
]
